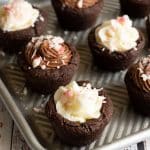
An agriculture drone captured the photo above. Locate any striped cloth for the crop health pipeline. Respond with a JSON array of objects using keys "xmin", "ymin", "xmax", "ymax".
[
  {"xmin": 124, "ymin": 141, "xmax": 146, "ymax": 150},
  {"xmin": 125, "ymin": 143, "xmax": 143, "ymax": 150}
]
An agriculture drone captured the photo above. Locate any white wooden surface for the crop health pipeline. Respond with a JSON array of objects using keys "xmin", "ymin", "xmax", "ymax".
[{"xmin": 0, "ymin": 100, "xmax": 30, "ymax": 150}]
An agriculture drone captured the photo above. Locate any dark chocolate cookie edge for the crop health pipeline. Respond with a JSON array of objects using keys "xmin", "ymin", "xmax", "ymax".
[
  {"xmin": 88, "ymin": 25, "xmax": 145, "ymax": 71},
  {"xmin": 45, "ymin": 81, "xmax": 113, "ymax": 146},
  {"xmin": 18, "ymin": 43, "xmax": 80, "ymax": 94},
  {"xmin": 52, "ymin": 0, "xmax": 103, "ymax": 31}
]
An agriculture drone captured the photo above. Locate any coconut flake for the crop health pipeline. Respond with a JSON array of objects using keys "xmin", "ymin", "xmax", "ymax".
[
  {"xmin": 77, "ymin": 0, "xmax": 83, "ymax": 8},
  {"xmin": 141, "ymin": 74, "xmax": 150, "ymax": 81},
  {"xmin": 32, "ymin": 56, "xmax": 42, "ymax": 68}
]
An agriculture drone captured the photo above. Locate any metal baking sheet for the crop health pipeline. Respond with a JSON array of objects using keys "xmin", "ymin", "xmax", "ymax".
[{"xmin": 0, "ymin": 0, "xmax": 150, "ymax": 150}]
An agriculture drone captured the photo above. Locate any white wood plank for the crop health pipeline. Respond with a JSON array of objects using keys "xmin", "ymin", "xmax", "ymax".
[
  {"xmin": 0, "ymin": 100, "xmax": 13, "ymax": 150},
  {"xmin": 11, "ymin": 124, "xmax": 30, "ymax": 150}
]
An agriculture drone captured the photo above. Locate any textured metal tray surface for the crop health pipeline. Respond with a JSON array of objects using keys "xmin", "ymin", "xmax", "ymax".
[{"xmin": 0, "ymin": 0, "xmax": 150, "ymax": 150}]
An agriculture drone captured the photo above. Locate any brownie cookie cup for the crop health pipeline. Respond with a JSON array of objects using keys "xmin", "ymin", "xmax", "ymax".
[
  {"xmin": 88, "ymin": 15, "xmax": 145, "ymax": 71},
  {"xmin": 120, "ymin": 0, "xmax": 150, "ymax": 18},
  {"xmin": 51, "ymin": 0, "xmax": 103, "ymax": 31},
  {"xmin": 0, "ymin": 0, "xmax": 47, "ymax": 53},
  {"xmin": 46, "ymin": 81, "xmax": 113, "ymax": 146},
  {"xmin": 125, "ymin": 56, "xmax": 150, "ymax": 115},
  {"xmin": 18, "ymin": 35, "xmax": 79, "ymax": 94}
]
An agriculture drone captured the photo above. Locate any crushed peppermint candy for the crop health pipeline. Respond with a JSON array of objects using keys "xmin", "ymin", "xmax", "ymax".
[
  {"xmin": 30, "ymin": 35, "xmax": 64, "ymax": 52},
  {"xmin": 27, "ymin": 35, "xmax": 70, "ymax": 69},
  {"xmin": 50, "ymin": 36, "xmax": 64, "ymax": 51}
]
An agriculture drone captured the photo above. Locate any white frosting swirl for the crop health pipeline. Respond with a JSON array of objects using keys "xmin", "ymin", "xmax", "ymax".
[
  {"xmin": 54, "ymin": 81, "xmax": 105, "ymax": 123},
  {"xmin": 0, "ymin": 0, "xmax": 39, "ymax": 31},
  {"xmin": 95, "ymin": 15, "xmax": 139, "ymax": 52}
]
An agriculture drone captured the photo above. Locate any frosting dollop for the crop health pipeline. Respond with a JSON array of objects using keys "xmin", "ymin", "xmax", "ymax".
[
  {"xmin": 54, "ymin": 81, "xmax": 105, "ymax": 123},
  {"xmin": 0, "ymin": 0, "xmax": 40, "ymax": 31},
  {"xmin": 95, "ymin": 15, "xmax": 139, "ymax": 52},
  {"xmin": 25, "ymin": 35, "xmax": 72, "ymax": 69},
  {"xmin": 62, "ymin": 0, "xmax": 98, "ymax": 8},
  {"xmin": 130, "ymin": 56, "xmax": 150, "ymax": 92}
]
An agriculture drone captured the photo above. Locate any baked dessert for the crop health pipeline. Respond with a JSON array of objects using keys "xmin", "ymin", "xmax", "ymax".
[
  {"xmin": 46, "ymin": 81, "xmax": 113, "ymax": 146},
  {"xmin": 0, "ymin": 0, "xmax": 47, "ymax": 53},
  {"xmin": 51, "ymin": 0, "xmax": 103, "ymax": 31},
  {"xmin": 125, "ymin": 56, "xmax": 150, "ymax": 115},
  {"xmin": 88, "ymin": 15, "xmax": 145, "ymax": 71},
  {"xmin": 18, "ymin": 35, "xmax": 79, "ymax": 94},
  {"xmin": 120, "ymin": 0, "xmax": 150, "ymax": 18}
]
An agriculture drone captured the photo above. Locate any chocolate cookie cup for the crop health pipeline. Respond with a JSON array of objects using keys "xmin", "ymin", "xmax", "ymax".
[
  {"xmin": 51, "ymin": 0, "xmax": 103, "ymax": 31},
  {"xmin": 88, "ymin": 15, "xmax": 145, "ymax": 71},
  {"xmin": 120, "ymin": 0, "xmax": 150, "ymax": 18},
  {"xmin": 45, "ymin": 81, "xmax": 113, "ymax": 146},
  {"xmin": 125, "ymin": 56, "xmax": 150, "ymax": 115},
  {"xmin": 18, "ymin": 35, "xmax": 79, "ymax": 94},
  {"xmin": 0, "ymin": 1, "xmax": 47, "ymax": 53}
]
